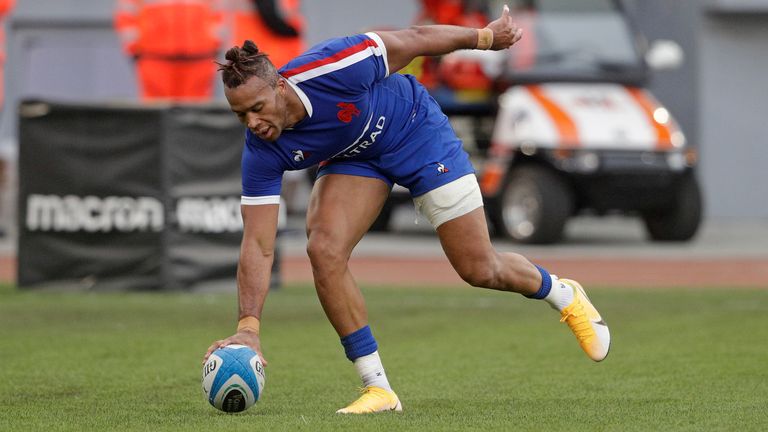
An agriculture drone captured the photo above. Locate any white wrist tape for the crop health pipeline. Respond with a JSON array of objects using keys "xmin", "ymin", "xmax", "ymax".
[{"xmin": 476, "ymin": 28, "xmax": 493, "ymax": 50}]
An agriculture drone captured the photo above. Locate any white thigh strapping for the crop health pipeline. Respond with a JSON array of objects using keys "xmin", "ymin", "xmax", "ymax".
[{"xmin": 412, "ymin": 174, "xmax": 484, "ymax": 229}]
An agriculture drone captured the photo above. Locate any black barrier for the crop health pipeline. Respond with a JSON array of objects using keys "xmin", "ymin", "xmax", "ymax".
[{"xmin": 18, "ymin": 101, "xmax": 281, "ymax": 291}]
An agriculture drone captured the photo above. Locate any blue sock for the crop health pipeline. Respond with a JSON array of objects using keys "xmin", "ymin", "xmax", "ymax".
[
  {"xmin": 340, "ymin": 325, "xmax": 378, "ymax": 361},
  {"xmin": 526, "ymin": 265, "xmax": 552, "ymax": 299}
]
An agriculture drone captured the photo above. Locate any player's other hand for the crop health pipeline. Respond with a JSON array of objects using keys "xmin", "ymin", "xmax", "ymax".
[
  {"xmin": 485, "ymin": 4, "xmax": 523, "ymax": 50},
  {"xmin": 203, "ymin": 331, "xmax": 268, "ymax": 367}
]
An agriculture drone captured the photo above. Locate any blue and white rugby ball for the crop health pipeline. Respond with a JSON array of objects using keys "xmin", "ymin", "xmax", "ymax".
[{"xmin": 202, "ymin": 344, "xmax": 265, "ymax": 412}]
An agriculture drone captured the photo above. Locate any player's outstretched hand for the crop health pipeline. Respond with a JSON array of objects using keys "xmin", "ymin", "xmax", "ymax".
[
  {"xmin": 203, "ymin": 331, "xmax": 268, "ymax": 367},
  {"xmin": 485, "ymin": 4, "xmax": 523, "ymax": 50}
]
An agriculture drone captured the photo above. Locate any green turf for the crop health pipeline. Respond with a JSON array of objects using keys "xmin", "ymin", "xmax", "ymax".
[{"xmin": 1, "ymin": 282, "xmax": 767, "ymax": 431}]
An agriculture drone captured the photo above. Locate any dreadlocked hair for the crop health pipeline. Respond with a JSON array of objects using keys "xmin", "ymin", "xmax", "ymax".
[{"xmin": 217, "ymin": 40, "xmax": 278, "ymax": 89}]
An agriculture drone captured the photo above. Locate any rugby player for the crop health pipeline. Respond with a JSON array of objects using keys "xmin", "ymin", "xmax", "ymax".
[{"xmin": 205, "ymin": 5, "xmax": 610, "ymax": 414}]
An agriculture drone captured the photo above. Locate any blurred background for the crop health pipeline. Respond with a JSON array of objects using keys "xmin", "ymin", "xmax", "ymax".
[
  {"xmin": 0, "ymin": 0, "xmax": 767, "ymax": 290},
  {"xmin": 3, "ymin": 4, "xmax": 767, "ymax": 429}
]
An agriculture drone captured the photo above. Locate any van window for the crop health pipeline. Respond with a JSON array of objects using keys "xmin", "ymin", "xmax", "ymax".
[
  {"xmin": 506, "ymin": 0, "xmax": 614, "ymax": 13},
  {"xmin": 493, "ymin": 0, "xmax": 646, "ymax": 84}
]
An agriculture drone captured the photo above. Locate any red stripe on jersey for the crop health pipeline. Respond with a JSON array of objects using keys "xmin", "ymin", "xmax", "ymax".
[{"xmin": 281, "ymin": 39, "xmax": 379, "ymax": 79}]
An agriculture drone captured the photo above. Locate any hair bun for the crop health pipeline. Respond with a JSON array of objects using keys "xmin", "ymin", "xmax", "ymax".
[
  {"xmin": 219, "ymin": 40, "xmax": 276, "ymax": 89},
  {"xmin": 224, "ymin": 46, "xmax": 240, "ymax": 62},
  {"xmin": 242, "ymin": 40, "xmax": 260, "ymax": 55}
]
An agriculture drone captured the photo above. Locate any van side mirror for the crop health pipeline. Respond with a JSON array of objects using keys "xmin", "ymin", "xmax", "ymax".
[{"xmin": 645, "ymin": 39, "xmax": 684, "ymax": 71}]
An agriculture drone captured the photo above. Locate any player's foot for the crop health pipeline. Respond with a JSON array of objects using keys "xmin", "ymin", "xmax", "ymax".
[
  {"xmin": 559, "ymin": 279, "xmax": 610, "ymax": 362},
  {"xmin": 336, "ymin": 386, "xmax": 402, "ymax": 414}
]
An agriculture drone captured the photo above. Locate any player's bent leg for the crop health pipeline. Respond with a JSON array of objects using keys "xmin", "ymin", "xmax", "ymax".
[
  {"xmin": 418, "ymin": 175, "xmax": 610, "ymax": 361},
  {"xmin": 306, "ymin": 173, "xmax": 403, "ymax": 411},
  {"xmin": 437, "ymin": 208, "xmax": 540, "ymax": 294},
  {"xmin": 438, "ymin": 211, "xmax": 611, "ymax": 361},
  {"xmin": 418, "ymin": 175, "xmax": 540, "ymax": 295},
  {"xmin": 306, "ymin": 173, "xmax": 390, "ymax": 336}
]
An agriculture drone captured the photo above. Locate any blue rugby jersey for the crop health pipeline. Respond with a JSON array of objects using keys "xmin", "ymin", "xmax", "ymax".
[{"xmin": 240, "ymin": 32, "xmax": 437, "ymax": 205}]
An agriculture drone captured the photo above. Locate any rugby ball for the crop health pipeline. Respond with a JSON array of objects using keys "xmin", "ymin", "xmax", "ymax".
[{"xmin": 202, "ymin": 344, "xmax": 265, "ymax": 412}]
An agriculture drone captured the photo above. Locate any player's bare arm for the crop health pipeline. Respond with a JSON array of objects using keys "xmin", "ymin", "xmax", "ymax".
[
  {"xmin": 203, "ymin": 203, "xmax": 279, "ymax": 366},
  {"xmin": 376, "ymin": 4, "xmax": 523, "ymax": 73}
]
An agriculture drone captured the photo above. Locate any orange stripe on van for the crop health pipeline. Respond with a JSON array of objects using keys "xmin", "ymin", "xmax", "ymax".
[
  {"xmin": 526, "ymin": 85, "xmax": 579, "ymax": 146},
  {"xmin": 479, "ymin": 162, "xmax": 505, "ymax": 196},
  {"xmin": 626, "ymin": 87, "xmax": 673, "ymax": 150}
]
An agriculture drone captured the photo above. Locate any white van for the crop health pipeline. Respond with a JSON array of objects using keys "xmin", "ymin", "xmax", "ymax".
[{"xmin": 422, "ymin": 0, "xmax": 702, "ymax": 243}]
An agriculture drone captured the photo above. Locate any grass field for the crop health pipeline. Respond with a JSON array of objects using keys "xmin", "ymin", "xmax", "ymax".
[{"xmin": 1, "ymin": 282, "xmax": 767, "ymax": 431}]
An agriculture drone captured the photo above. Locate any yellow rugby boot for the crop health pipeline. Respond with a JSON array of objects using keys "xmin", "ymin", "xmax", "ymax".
[
  {"xmin": 559, "ymin": 279, "xmax": 611, "ymax": 362},
  {"xmin": 336, "ymin": 386, "xmax": 402, "ymax": 414}
]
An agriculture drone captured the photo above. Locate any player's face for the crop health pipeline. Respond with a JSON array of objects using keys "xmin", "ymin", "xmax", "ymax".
[{"xmin": 225, "ymin": 75, "xmax": 289, "ymax": 142}]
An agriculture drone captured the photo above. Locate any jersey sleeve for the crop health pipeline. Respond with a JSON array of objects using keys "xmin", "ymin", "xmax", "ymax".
[
  {"xmin": 241, "ymin": 133, "xmax": 286, "ymax": 205},
  {"xmin": 279, "ymin": 32, "xmax": 389, "ymax": 95}
]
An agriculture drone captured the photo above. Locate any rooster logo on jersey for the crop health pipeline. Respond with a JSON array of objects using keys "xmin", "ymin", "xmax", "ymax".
[
  {"xmin": 337, "ymin": 102, "xmax": 361, "ymax": 123},
  {"xmin": 437, "ymin": 162, "xmax": 449, "ymax": 174},
  {"xmin": 292, "ymin": 150, "xmax": 311, "ymax": 162}
]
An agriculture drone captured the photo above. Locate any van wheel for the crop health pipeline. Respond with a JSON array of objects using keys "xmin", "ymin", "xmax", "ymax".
[
  {"xmin": 494, "ymin": 165, "xmax": 574, "ymax": 244},
  {"xmin": 643, "ymin": 172, "xmax": 703, "ymax": 242}
]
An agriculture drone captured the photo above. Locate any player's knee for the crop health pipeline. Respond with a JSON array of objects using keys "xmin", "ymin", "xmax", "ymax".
[
  {"xmin": 455, "ymin": 261, "xmax": 498, "ymax": 288},
  {"xmin": 306, "ymin": 229, "xmax": 350, "ymax": 268}
]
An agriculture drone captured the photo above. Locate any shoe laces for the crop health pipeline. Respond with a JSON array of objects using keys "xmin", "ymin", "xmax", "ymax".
[{"xmin": 560, "ymin": 301, "xmax": 594, "ymax": 344}]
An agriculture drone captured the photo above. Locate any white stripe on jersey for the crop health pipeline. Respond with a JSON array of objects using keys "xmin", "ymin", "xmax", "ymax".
[
  {"xmin": 241, "ymin": 195, "xmax": 281, "ymax": 205},
  {"xmin": 287, "ymin": 42, "xmax": 386, "ymax": 84},
  {"xmin": 283, "ymin": 78, "xmax": 313, "ymax": 117},
  {"xmin": 281, "ymin": 33, "xmax": 390, "ymax": 119},
  {"xmin": 364, "ymin": 32, "xmax": 389, "ymax": 77}
]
